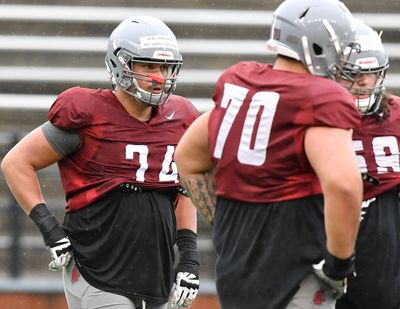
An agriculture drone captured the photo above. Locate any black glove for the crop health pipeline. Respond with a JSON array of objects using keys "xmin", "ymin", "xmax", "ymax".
[
  {"xmin": 171, "ymin": 229, "xmax": 200, "ymax": 308},
  {"xmin": 313, "ymin": 252, "xmax": 356, "ymax": 299},
  {"xmin": 29, "ymin": 203, "xmax": 73, "ymax": 271}
]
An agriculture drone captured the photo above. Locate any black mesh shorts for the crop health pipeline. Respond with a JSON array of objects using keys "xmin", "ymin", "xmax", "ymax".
[
  {"xmin": 213, "ymin": 195, "xmax": 327, "ymax": 309},
  {"xmin": 336, "ymin": 189, "xmax": 400, "ymax": 309}
]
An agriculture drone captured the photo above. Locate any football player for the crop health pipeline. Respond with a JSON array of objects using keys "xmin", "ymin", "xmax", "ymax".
[
  {"xmin": 175, "ymin": 0, "xmax": 364, "ymax": 308},
  {"xmin": 336, "ymin": 20, "xmax": 400, "ymax": 309},
  {"xmin": 1, "ymin": 16, "xmax": 200, "ymax": 309}
]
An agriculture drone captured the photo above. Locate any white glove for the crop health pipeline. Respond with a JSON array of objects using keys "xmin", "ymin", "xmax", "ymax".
[
  {"xmin": 313, "ymin": 260, "xmax": 348, "ymax": 299},
  {"xmin": 171, "ymin": 272, "xmax": 199, "ymax": 308},
  {"xmin": 48, "ymin": 237, "xmax": 73, "ymax": 271}
]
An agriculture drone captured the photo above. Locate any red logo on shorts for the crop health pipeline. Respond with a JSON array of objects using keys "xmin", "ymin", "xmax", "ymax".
[
  {"xmin": 313, "ymin": 288, "xmax": 325, "ymax": 305},
  {"xmin": 71, "ymin": 265, "xmax": 80, "ymax": 283}
]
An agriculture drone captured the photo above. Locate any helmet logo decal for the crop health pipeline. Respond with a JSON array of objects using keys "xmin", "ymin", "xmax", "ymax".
[
  {"xmin": 273, "ymin": 28, "xmax": 281, "ymax": 40},
  {"xmin": 140, "ymin": 35, "xmax": 179, "ymax": 51},
  {"xmin": 286, "ymin": 34, "xmax": 300, "ymax": 46},
  {"xmin": 153, "ymin": 50, "xmax": 174, "ymax": 60},
  {"xmin": 355, "ymin": 57, "xmax": 379, "ymax": 69}
]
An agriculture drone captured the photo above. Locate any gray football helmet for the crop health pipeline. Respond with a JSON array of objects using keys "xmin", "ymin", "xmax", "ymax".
[
  {"xmin": 105, "ymin": 16, "xmax": 182, "ymax": 106},
  {"xmin": 344, "ymin": 20, "xmax": 389, "ymax": 115},
  {"xmin": 267, "ymin": 0, "xmax": 360, "ymax": 81}
]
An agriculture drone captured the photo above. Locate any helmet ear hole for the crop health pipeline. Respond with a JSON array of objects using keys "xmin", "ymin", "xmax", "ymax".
[{"xmin": 313, "ymin": 44, "xmax": 323, "ymax": 56}]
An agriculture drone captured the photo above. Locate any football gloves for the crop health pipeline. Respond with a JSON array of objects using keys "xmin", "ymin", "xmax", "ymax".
[
  {"xmin": 171, "ymin": 229, "xmax": 200, "ymax": 308},
  {"xmin": 171, "ymin": 272, "xmax": 200, "ymax": 308},
  {"xmin": 313, "ymin": 260, "xmax": 347, "ymax": 299},
  {"xmin": 29, "ymin": 203, "xmax": 73, "ymax": 271},
  {"xmin": 48, "ymin": 237, "xmax": 73, "ymax": 271},
  {"xmin": 313, "ymin": 252, "xmax": 356, "ymax": 299}
]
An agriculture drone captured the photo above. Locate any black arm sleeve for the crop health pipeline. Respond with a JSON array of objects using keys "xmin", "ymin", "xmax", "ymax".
[
  {"xmin": 175, "ymin": 229, "xmax": 200, "ymax": 276},
  {"xmin": 29, "ymin": 203, "xmax": 66, "ymax": 246},
  {"xmin": 41, "ymin": 121, "xmax": 81, "ymax": 157}
]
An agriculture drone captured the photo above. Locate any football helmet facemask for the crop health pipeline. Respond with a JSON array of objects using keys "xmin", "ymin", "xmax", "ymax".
[
  {"xmin": 105, "ymin": 16, "xmax": 182, "ymax": 106},
  {"xmin": 267, "ymin": 0, "xmax": 361, "ymax": 82},
  {"xmin": 341, "ymin": 19, "xmax": 389, "ymax": 115}
]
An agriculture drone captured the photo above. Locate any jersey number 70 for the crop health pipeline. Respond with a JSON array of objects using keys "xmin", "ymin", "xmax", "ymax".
[{"xmin": 213, "ymin": 83, "xmax": 279, "ymax": 166}]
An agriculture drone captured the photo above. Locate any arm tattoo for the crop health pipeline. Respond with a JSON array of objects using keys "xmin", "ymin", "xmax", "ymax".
[{"xmin": 181, "ymin": 170, "xmax": 216, "ymax": 225}]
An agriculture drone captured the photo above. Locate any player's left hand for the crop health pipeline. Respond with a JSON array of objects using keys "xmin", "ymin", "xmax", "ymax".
[
  {"xmin": 48, "ymin": 237, "xmax": 73, "ymax": 271},
  {"xmin": 171, "ymin": 271, "xmax": 199, "ymax": 308}
]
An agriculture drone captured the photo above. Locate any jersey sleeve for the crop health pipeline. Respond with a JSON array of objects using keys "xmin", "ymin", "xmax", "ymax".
[{"xmin": 48, "ymin": 87, "xmax": 94, "ymax": 130}]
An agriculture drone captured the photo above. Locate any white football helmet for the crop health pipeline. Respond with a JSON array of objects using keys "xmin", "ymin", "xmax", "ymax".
[
  {"xmin": 344, "ymin": 19, "xmax": 389, "ymax": 115},
  {"xmin": 267, "ymin": 0, "xmax": 361, "ymax": 81},
  {"xmin": 105, "ymin": 16, "xmax": 182, "ymax": 106}
]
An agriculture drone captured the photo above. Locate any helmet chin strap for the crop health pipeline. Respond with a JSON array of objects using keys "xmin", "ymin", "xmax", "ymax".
[
  {"xmin": 130, "ymin": 76, "xmax": 164, "ymax": 106},
  {"xmin": 356, "ymin": 94, "xmax": 377, "ymax": 115}
]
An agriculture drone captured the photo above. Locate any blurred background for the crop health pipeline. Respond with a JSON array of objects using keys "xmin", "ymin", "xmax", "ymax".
[{"xmin": 0, "ymin": 0, "xmax": 399, "ymax": 308}]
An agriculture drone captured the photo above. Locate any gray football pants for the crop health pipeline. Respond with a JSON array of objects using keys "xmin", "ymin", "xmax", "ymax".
[
  {"xmin": 63, "ymin": 259, "xmax": 169, "ymax": 309},
  {"xmin": 286, "ymin": 273, "xmax": 336, "ymax": 309}
]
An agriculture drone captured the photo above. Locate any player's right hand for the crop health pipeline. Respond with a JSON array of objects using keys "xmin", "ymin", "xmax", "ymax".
[
  {"xmin": 28, "ymin": 203, "xmax": 73, "ymax": 271},
  {"xmin": 48, "ymin": 237, "xmax": 73, "ymax": 271},
  {"xmin": 313, "ymin": 260, "xmax": 348, "ymax": 299}
]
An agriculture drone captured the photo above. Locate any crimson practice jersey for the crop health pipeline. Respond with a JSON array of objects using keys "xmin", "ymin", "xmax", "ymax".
[
  {"xmin": 208, "ymin": 61, "xmax": 361, "ymax": 203},
  {"xmin": 48, "ymin": 86, "xmax": 199, "ymax": 212},
  {"xmin": 353, "ymin": 95, "xmax": 400, "ymax": 200}
]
